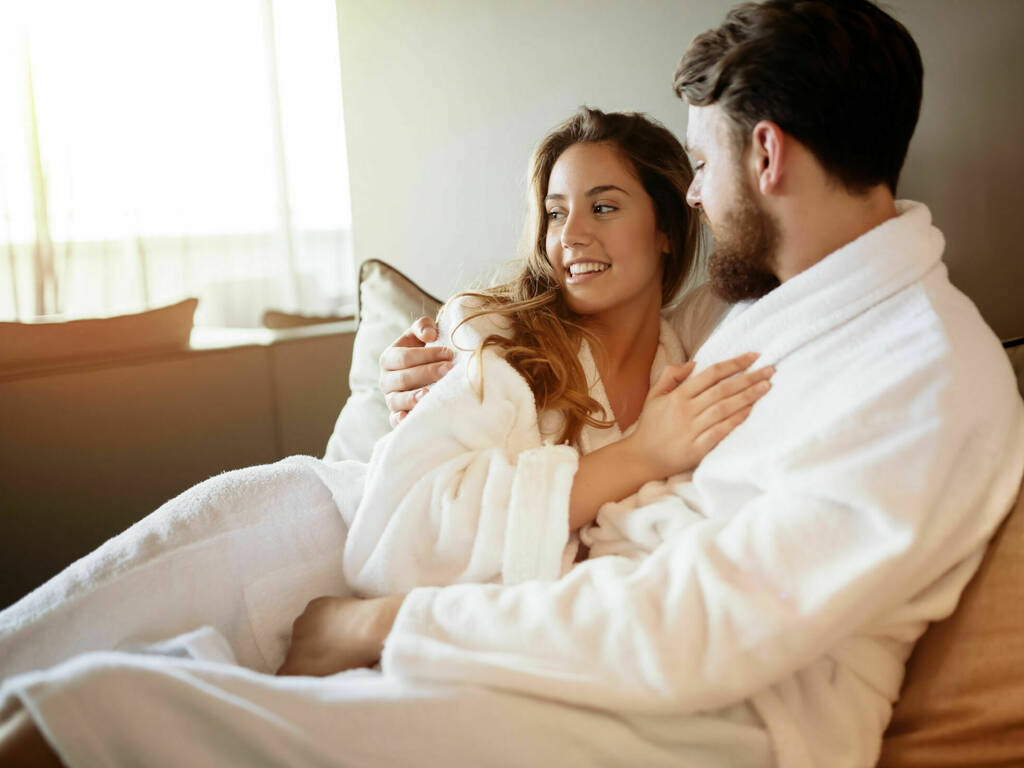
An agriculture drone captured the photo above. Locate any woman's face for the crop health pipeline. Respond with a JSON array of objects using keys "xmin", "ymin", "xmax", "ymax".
[{"xmin": 544, "ymin": 142, "xmax": 668, "ymax": 322}]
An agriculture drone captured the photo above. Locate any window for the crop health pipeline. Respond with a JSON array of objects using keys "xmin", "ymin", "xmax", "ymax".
[{"xmin": 0, "ymin": 0, "xmax": 353, "ymax": 327}]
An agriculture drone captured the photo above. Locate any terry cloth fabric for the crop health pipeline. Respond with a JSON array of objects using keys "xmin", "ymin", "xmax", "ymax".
[
  {"xmin": 1, "ymin": 655, "xmax": 775, "ymax": 767},
  {"xmin": 0, "ymin": 456, "xmax": 365, "ymax": 678},
  {"xmin": 381, "ymin": 202, "xmax": 1024, "ymax": 768},
  {"xmin": 342, "ymin": 294, "xmax": 687, "ymax": 594}
]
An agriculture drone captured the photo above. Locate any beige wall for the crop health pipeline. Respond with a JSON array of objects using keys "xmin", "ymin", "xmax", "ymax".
[{"xmin": 336, "ymin": 0, "xmax": 1024, "ymax": 339}]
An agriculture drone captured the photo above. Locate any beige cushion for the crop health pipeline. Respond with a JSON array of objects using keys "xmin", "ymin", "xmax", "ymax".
[
  {"xmin": 323, "ymin": 260, "xmax": 443, "ymax": 462},
  {"xmin": 879, "ymin": 470, "xmax": 1024, "ymax": 766},
  {"xmin": 0, "ymin": 298, "xmax": 198, "ymax": 369}
]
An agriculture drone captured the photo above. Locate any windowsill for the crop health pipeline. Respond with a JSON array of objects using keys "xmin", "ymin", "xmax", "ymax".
[
  {"xmin": 0, "ymin": 320, "xmax": 359, "ymax": 382},
  {"xmin": 190, "ymin": 319, "xmax": 358, "ymax": 349}
]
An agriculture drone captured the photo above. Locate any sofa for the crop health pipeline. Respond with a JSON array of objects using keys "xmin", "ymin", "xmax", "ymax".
[{"xmin": 0, "ymin": 301, "xmax": 357, "ymax": 609}]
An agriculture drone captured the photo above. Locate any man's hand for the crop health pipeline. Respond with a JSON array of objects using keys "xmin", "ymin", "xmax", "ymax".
[
  {"xmin": 379, "ymin": 317, "xmax": 454, "ymax": 427},
  {"xmin": 276, "ymin": 595, "xmax": 405, "ymax": 677}
]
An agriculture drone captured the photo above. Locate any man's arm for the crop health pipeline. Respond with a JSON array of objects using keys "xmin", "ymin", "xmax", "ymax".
[
  {"xmin": 376, "ymin": 371, "xmax": 1024, "ymax": 714},
  {"xmin": 379, "ymin": 316, "xmax": 453, "ymax": 427}
]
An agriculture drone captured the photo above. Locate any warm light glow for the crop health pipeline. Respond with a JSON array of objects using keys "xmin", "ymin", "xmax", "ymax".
[
  {"xmin": 2, "ymin": 0, "xmax": 350, "ymax": 240},
  {"xmin": 0, "ymin": 0, "xmax": 353, "ymax": 324}
]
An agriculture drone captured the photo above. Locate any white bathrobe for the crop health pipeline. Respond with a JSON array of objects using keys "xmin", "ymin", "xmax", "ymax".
[
  {"xmin": 342, "ymin": 296, "xmax": 686, "ymax": 594},
  {"xmin": 2, "ymin": 202, "xmax": 1022, "ymax": 768}
]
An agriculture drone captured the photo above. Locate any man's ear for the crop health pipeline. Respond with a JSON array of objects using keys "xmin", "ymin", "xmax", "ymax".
[{"xmin": 750, "ymin": 120, "xmax": 785, "ymax": 196}]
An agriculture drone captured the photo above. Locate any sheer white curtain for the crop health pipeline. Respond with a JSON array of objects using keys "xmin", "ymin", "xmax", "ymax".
[{"xmin": 0, "ymin": 0, "xmax": 353, "ymax": 327}]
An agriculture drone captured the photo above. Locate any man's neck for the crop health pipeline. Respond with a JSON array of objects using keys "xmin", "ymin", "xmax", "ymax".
[{"xmin": 774, "ymin": 183, "xmax": 899, "ymax": 283}]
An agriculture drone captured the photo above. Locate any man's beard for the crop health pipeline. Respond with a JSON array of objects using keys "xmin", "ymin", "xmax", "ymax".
[{"xmin": 706, "ymin": 182, "xmax": 781, "ymax": 303}]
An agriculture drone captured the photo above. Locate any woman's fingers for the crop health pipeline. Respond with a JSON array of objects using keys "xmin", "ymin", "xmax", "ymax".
[
  {"xmin": 649, "ymin": 362, "xmax": 695, "ymax": 398},
  {"xmin": 378, "ymin": 317, "xmax": 454, "ymax": 419},
  {"xmin": 679, "ymin": 352, "xmax": 760, "ymax": 397},
  {"xmin": 380, "ymin": 357, "xmax": 454, "ymax": 400},
  {"xmin": 380, "ymin": 343, "xmax": 451, "ymax": 374},
  {"xmin": 693, "ymin": 375, "xmax": 772, "ymax": 432},
  {"xmin": 692, "ymin": 364, "xmax": 774, "ymax": 413},
  {"xmin": 378, "ymin": 315, "xmax": 452, "ymax": 423},
  {"xmin": 384, "ymin": 385, "xmax": 432, "ymax": 418},
  {"xmin": 403, "ymin": 316, "xmax": 440, "ymax": 346}
]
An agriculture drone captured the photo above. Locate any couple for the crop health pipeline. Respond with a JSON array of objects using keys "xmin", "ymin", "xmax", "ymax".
[{"xmin": 3, "ymin": 1, "xmax": 1023, "ymax": 766}]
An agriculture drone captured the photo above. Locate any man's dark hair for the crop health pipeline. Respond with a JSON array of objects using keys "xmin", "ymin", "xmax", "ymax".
[{"xmin": 674, "ymin": 0, "xmax": 922, "ymax": 193}]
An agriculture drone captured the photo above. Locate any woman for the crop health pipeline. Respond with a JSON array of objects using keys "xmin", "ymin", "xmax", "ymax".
[
  {"xmin": 338, "ymin": 107, "xmax": 771, "ymax": 600},
  {"xmin": 0, "ymin": 108, "xmax": 771, "ymax": 763}
]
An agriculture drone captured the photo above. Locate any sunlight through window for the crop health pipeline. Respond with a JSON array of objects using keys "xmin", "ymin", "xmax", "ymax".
[{"xmin": 0, "ymin": 0, "xmax": 353, "ymax": 327}]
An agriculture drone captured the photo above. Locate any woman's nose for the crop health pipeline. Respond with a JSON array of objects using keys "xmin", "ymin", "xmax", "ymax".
[{"xmin": 560, "ymin": 209, "xmax": 591, "ymax": 248}]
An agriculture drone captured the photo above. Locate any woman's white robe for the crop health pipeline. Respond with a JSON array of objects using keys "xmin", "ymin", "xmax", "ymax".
[
  {"xmin": 1, "ymin": 201, "xmax": 1022, "ymax": 768},
  {"xmin": 342, "ymin": 297, "xmax": 686, "ymax": 594}
]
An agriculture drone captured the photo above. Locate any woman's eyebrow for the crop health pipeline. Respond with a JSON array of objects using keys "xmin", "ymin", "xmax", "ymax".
[
  {"xmin": 586, "ymin": 184, "xmax": 630, "ymax": 197},
  {"xmin": 544, "ymin": 184, "xmax": 630, "ymax": 202}
]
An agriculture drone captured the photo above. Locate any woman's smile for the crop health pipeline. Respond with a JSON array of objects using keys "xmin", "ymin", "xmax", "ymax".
[{"xmin": 566, "ymin": 261, "xmax": 611, "ymax": 283}]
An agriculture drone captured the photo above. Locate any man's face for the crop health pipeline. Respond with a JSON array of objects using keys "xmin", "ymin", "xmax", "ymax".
[{"xmin": 685, "ymin": 105, "xmax": 780, "ymax": 302}]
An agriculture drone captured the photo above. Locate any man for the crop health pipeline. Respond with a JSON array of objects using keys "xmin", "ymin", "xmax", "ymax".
[{"xmin": 2, "ymin": 1, "xmax": 1021, "ymax": 765}]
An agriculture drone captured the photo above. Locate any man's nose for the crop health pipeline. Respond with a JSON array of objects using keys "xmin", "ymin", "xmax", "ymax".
[{"xmin": 686, "ymin": 180, "xmax": 702, "ymax": 209}]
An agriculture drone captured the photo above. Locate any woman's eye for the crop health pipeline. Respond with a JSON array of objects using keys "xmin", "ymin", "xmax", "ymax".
[
  {"xmin": 594, "ymin": 204, "xmax": 617, "ymax": 214},
  {"xmin": 546, "ymin": 210, "xmax": 564, "ymax": 221}
]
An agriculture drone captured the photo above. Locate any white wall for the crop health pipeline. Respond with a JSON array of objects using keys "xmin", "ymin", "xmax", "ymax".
[{"xmin": 336, "ymin": 0, "xmax": 1024, "ymax": 338}]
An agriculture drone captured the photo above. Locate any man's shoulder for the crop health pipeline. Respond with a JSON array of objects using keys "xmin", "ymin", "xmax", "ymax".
[
  {"xmin": 821, "ymin": 265, "xmax": 1017, "ymax": 417},
  {"xmin": 916, "ymin": 266, "xmax": 1019, "ymax": 401}
]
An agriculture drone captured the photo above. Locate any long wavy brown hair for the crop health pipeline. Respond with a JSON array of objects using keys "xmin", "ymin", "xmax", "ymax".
[{"xmin": 451, "ymin": 107, "xmax": 700, "ymax": 446}]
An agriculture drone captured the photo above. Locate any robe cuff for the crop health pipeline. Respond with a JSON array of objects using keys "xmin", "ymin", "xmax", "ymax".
[
  {"xmin": 502, "ymin": 444, "xmax": 578, "ymax": 585},
  {"xmin": 380, "ymin": 585, "xmax": 445, "ymax": 679}
]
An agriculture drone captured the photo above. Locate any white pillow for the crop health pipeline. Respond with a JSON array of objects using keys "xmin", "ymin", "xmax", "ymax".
[{"xmin": 323, "ymin": 260, "xmax": 443, "ymax": 462}]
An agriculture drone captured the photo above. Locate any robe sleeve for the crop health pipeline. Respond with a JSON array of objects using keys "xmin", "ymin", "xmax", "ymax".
[
  {"xmin": 379, "ymin": 362, "xmax": 1024, "ymax": 714},
  {"xmin": 342, "ymin": 300, "xmax": 579, "ymax": 596}
]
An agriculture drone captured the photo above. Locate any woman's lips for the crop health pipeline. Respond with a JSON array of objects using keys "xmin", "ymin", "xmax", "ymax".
[{"xmin": 565, "ymin": 263, "xmax": 610, "ymax": 284}]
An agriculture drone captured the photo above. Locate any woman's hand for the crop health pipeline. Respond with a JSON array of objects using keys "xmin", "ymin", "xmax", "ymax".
[
  {"xmin": 379, "ymin": 317, "xmax": 454, "ymax": 427},
  {"xmin": 276, "ymin": 595, "xmax": 404, "ymax": 677},
  {"xmin": 626, "ymin": 352, "xmax": 774, "ymax": 479},
  {"xmin": 567, "ymin": 353, "xmax": 772, "ymax": 531}
]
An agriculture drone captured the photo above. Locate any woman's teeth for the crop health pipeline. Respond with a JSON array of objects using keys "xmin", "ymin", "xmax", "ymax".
[{"xmin": 568, "ymin": 262, "xmax": 609, "ymax": 276}]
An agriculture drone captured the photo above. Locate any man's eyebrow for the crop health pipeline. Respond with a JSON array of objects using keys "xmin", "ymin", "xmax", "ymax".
[{"xmin": 544, "ymin": 184, "xmax": 630, "ymax": 202}]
